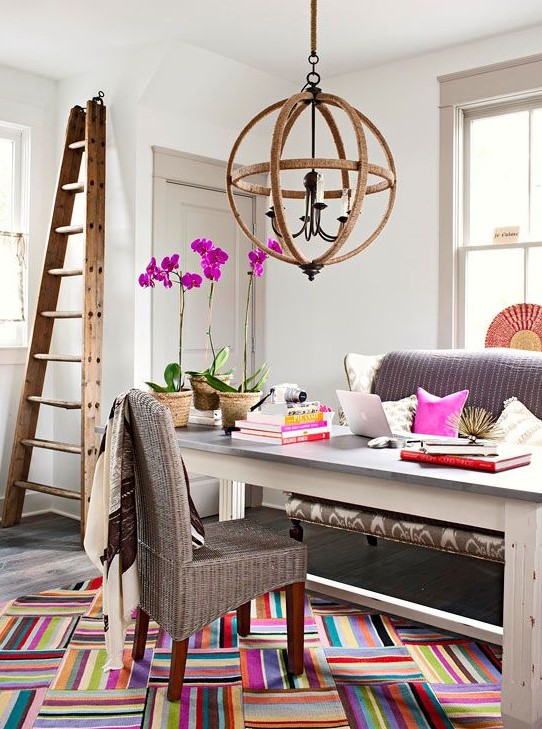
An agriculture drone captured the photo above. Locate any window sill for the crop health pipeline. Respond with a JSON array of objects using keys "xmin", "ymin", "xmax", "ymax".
[{"xmin": 0, "ymin": 346, "xmax": 28, "ymax": 365}]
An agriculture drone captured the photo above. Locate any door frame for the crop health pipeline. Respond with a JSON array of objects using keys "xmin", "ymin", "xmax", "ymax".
[{"xmin": 150, "ymin": 147, "xmax": 268, "ymax": 383}]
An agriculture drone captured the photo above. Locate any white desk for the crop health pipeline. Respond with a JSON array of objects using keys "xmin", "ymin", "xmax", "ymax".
[{"xmin": 177, "ymin": 425, "xmax": 542, "ymax": 729}]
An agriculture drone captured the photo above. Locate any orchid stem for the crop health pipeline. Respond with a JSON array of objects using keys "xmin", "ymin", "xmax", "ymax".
[
  {"xmin": 243, "ymin": 273, "xmax": 253, "ymax": 393},
  {"xmin": 207, "ymin": 281, "xmax": 216, "ymax": 372},
  {"xmin": 179, "ymin": 281, "xmax": 185, "ymax": 388}
]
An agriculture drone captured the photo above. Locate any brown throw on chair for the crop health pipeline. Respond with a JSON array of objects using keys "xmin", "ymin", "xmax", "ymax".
[{"xmin": 127, "ymin": 390, "xmax": 308, "ymax": 701}]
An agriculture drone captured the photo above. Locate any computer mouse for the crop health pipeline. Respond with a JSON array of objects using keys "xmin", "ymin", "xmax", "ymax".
[{"xmin": 367, "ymin": 436, "xmax": 392, "ymax": 448}]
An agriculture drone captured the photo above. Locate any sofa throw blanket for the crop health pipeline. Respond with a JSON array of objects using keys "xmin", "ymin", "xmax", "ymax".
[{"xmin": 84, "ymin": 391, "xmax": 140, "ymax": 670}]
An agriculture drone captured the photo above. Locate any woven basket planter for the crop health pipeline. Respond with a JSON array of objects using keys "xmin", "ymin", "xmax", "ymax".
[
  {"xmin": 189, "ymin": 374, "xmax": 232, "ymax": 411},
  {"xmin": 219, "ymin": 391, "xmax": 261, "ymax": 430},
  {"xmin": 152, "ymin": 389, "xmax": 192, "ymax": 427}
]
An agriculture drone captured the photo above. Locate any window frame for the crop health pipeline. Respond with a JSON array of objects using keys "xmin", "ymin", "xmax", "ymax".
[
  {"xmin": 456, "ymin": 98, "xmax": 542, "ymax": 348},
  {"xmin": 438, "ymin": 53, "xmax": 542, "ymax": 348},
  {"xmin": 0, "ymin": 120, "xmax": 31, "ymax": 348}
]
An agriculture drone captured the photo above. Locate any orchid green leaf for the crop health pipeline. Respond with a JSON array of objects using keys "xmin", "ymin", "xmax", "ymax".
[
  {"xmin": 204, "ymin": 373, "xmax": 237, "ymax": 393},
  {"xmin": 145, "ymin": 381, "xmax": 169, "ymax": 393}
]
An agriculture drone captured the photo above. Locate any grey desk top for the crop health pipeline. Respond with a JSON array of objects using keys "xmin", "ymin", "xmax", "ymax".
[{"xmin": 175, "ymin": 425, "xmax": 542, "ymax": 503}]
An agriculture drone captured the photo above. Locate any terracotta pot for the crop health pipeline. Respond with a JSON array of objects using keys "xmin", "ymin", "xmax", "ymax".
[
  {"xmin": 151, "ymin": 389, "xmax": 192, "ymax": 427},
  {"xmin": 189, "ymin": 374, "xmax": 232, "ymax": 411},
  {"xmin": 218, "ymin": 391, "xmax": 261, "ymax": 430}
]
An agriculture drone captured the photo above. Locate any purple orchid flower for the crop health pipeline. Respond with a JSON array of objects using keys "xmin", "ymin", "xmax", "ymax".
[
  {"xmin": 138, "ymin": 272, "xmax": 153, "ymax": 288},
  {"xmin": 161, "ymin": 254, "xmax": 180, "ymax": 272},
  {"xmin": 248, "ymin": 248, "xmax": 268, "ymax": 277},
  {"xmin": 180, "ymin": 272, "xmax": 203, "ymax": 290},
  {"xmin": 191, "ymin": 238, "xmax": 214, "ymax": 256},
  {"xmin": 268, "ymin": 238, "xmax": 283, "ymax": 255}
]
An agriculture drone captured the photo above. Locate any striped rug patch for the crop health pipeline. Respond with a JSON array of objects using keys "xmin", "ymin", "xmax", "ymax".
[
  {"xmin": 253, "ymin": 590, "xmax": 312, "ymax": 619},
  {"xmin": 325, "ymin": 647, "xmax": 425, "ymax": 684},
  {"xmin": 238, "ymin": 618, "xmax": 320, "ymax": 649},
  {"xmin": 70, "ymin": 615, "xmax": 160, "ymax": 648},
  {"xmin": 243, "ymin": 688, "xmax": 349, "ymax": 728},
  {"xmin": 143, "ymin": 686, "xmax": 244, "ymax": 728},
  {"xmin": 0, "ymin": 615, "xmax": 78, "ymax": 650},
  {"xmin": 151, "ymin": 649, "xmax": 242, "ymax": 686},
  {"xmin": 0, "ymin": 688, "xmax": 46, "ymax": 728},
  {"xmin": 407, "ymin": 643, "xmax": 502, "ymax": 684},
  {"xmin": 34, "ymin": 689, "xmax": 147, "ymax": 729},
  {"xmin": 393, "ymin": 620, "xmax": 469, "ymax": 645},
  {"xmin": 433, "ymin": 684, "xmax": 503, "ymax": 728},
  {"xmin": 0, "ymin": 650, "xmax": 64, "ymax": 689},
  {"xmin": 241, "ymin": 648, "xmax": 334, "ymax": 689},
  {"xmin": 338, "ymin": 682, "xmax": 454, "ymax": 729},
  {"xmin": 316, "ymin": 614, "xmax": 403, "ymax": 648},
  {"xmin": 5, "ymin": 590, "xmax": 95, "ymax": 616},
  {"xmin": 51, "ymin": 647, "xmax": 153, "ymax": 689}
]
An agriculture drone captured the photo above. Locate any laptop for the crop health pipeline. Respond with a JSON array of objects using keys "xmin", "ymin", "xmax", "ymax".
[{"xmin": 336, "ymin": 390, "xmax": 459, "ymax": 442}]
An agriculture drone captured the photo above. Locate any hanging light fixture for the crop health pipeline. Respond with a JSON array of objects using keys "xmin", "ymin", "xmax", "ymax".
[{"xmin": 226, "ymin": 0, "xmax": 396, "ymax": 280}]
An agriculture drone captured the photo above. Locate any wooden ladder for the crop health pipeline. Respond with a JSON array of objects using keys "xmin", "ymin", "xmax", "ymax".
[{"xmin": 2, "ymin": 95, "xmax": 106, "ymax": 540}]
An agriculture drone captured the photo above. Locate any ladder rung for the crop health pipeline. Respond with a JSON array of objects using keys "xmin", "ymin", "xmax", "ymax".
[
  {"xmin": 14, "ymin": 481, "xmax": 81, "ymax": 501},
  {"xmin": 48, "ymin": 268, "xmax": 83, "ymax": 277},
  {"xmin": 20, "ymin": 438, "xmax": 81, "ymax": 454},
  {"xmin": 61, "ymin": 182, "xmax": 85, "ymax": 193},
  {"xmin": 34, "ymin": 354, "xmax": 82, "ymax": 362},
  {"xmin": 55, "ymin": 225, "xmax": 84, "ymax": 235},
  {"xmin": 41, "ymin": 311, "xmax": 82, "ymax": 319},
  {"xmin": 27, "ymin": 396, "xmax": 82, "ymax": 410},
  {"xmin": 68, "ymin": 140, "xmax": 86, "ymax": 150}
]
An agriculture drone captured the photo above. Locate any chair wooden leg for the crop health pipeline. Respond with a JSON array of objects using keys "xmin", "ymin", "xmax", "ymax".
[
  {"xmin": 289, "ymin": 519, "xmax": 304, "ymax": 542},
  {"xmin": 167, "ymin": 638, "xmax": 189, "ymax": 702},
  {"xmin": 286, "ymin": 581, "xmax": 305, "ymax": 676},
  {"xmin": 132, "ymin": 607, "xmax": 150, "ymax": 661},
  {"xmin": 237, "ymin": 601, "xmax": 251, "ymax": 637}
]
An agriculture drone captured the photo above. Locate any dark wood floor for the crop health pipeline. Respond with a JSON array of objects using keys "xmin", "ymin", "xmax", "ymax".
[{"xmin": 0, "ymin": 508, "xmax": 503, "ymax": 625}]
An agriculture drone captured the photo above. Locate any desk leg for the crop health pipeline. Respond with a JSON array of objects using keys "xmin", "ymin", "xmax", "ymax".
[
  {"xmin": 502, "ymin": 501, "xmax": 542, "ymax": 729},
  {"xmin": 219, "ymin": 479, "xmax": 245, "ymax": 521}
]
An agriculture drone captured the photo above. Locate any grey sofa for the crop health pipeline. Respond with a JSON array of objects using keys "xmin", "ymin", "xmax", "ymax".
[{"xmin": 285, "ymin": 348, "xmax": 542, "ymax": 562}]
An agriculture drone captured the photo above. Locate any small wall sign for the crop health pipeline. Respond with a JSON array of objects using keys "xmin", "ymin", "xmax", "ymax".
[{"xmin": 493, "ymin": 226, "xmax": 520, "ymax": 244}]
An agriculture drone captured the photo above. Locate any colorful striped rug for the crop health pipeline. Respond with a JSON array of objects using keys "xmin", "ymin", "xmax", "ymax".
[{"xmin": 0, "ymin": 578, "xmax": 503, "ymax": 728}]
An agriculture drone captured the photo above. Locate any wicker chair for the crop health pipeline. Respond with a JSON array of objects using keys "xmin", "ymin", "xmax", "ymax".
[{"xmin": 128, "ymin": 390, "xmax": 308, "ymax": 701}]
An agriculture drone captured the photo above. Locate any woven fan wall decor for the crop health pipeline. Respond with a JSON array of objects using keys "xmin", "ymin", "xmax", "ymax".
[{"xmin": 485, "ymin": 303, "xmax": 542, "ymax": 351}]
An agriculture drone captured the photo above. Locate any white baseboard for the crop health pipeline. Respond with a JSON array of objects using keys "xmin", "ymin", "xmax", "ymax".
[
  {"xmin": 50, "ymin": 508, "xmax": 81, "ymax": 521},
  {"xmin": 261, "ymin": 500, "xmax": 286, "ymax": 510},
  {"xmin": 0, "ymin": 492, "xmax": 52, "ymax": 524}
]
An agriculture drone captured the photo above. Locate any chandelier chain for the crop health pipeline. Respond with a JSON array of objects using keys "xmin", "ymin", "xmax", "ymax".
[{"xmin": 310, "ymin": 0, "xmax": 317, "ymax": 54}]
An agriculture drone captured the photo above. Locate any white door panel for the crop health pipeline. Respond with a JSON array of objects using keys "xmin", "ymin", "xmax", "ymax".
[{"xmin": 152, "ymin": 173, "xmax": 256, "ymax": 517}]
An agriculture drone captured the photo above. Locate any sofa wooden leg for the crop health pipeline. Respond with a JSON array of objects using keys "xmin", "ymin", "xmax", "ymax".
[
  {"xmin": 286, "ymin": 581, "xmax": 305, "ymax": 676},
  {"xmin": 132, "ymin": 607, "xmax": 149, "ymax": 661},
  {"xmin": 290, "ymin": 519, "xmax": 304, "ymax": 542},
  {"xmin": 367, "ymin": 535, "xmax": 378, "ymax": 547},
  {"xmin": 237, "ymin": 601, "xmax": 251, "ymax": 636},
  {"xmin": 168, "ymin": 638, "xmax": 189, "ymax": 702}
]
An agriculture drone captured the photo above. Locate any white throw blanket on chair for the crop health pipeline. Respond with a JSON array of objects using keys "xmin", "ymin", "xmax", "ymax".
[{"xmin": 84, "ymin": 391, "xmax": 140, "ymax": 670}]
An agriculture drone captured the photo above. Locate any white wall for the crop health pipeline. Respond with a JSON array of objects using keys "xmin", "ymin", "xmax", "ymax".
[
  {"xmin": 264, "ymin": 23, "xmax": 542, "ymax": 414},
  {"xmin": 0, "ymin": 65, "xmax": 57, "ymax": 519}
]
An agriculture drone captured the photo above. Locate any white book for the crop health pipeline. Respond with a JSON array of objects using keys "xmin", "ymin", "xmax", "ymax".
[{"xmin": 420, "ymin": 441, "xmax": 500, "ymax": 456}]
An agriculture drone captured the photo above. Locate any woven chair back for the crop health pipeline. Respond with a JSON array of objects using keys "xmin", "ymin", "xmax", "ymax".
[{"xmin": 128, "ymin": 389, "xmax": 193, "ymax": 567}]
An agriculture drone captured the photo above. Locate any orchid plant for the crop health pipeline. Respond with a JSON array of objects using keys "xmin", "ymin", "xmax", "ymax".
[
  {"xmin": 184, "ymin": 238, "xmax": 232, "ymax": 380},
  {"xmin": 138, "ymin": 253, "xmax": 202, "ymax": 392},
  {"xmin": 204, "ymin": 239, "xmax": 283, "ymax": 394}
]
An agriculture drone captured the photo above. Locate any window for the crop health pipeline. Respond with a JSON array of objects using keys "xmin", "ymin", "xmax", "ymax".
[
  {"xmin": 458, "ymin": 101, "xmax": 542, "ymax": 348},
  {"xmin": 0, "ymin": 122, "xmax": 30, "ymax": 347}
]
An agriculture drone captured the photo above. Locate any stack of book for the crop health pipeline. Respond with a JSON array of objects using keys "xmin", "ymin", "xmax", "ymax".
[
  {"xmin": 400, "ymin": 440, "xmax": 532, "ymax": 473},
  {"xmin": 231, "ymin": 401, "xmax": 331, "ymax": 445},
  {"xmin": 188, "ymin": 407, "xmax": 222, "ymax": 427}
]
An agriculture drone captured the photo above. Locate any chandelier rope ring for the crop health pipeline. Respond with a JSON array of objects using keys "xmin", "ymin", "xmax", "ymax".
[{"xmin": 226, "ymin": 0, "xmax": 396, "ymax": 280}]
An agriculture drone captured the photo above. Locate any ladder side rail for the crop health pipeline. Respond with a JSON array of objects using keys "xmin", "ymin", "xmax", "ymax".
[
  {"xmin": 2, "ymin": 107, "xmax": 86, "ymax": 528},
  {"xmin": 81, "ymin": 99, "xmax": 106, "ymax": 536}
]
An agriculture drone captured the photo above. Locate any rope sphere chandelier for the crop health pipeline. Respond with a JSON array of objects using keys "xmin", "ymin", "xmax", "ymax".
[{"xmin": 226, "ymin": 0, "xmax": 397, "ymax": 280}]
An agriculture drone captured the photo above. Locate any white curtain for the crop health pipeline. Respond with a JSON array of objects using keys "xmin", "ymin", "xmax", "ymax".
[{"xmin": 0, "ymin": 232, "xmax": 26, "ymax": 321}]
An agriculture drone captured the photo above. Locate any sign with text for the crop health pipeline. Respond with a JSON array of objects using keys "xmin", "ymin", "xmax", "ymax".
[{"xmin": 493, "ymin": 226, "xmax": 520, "ymax": 244}]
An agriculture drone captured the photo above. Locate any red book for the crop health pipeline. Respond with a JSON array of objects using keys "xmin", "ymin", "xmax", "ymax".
[
  {"xmin": 231, "ymin": 430, "xmax": 331, "ymax": 446},
  {"xmin": 400, "ymin": 447, "xmax": 532, "ymax": 473}
]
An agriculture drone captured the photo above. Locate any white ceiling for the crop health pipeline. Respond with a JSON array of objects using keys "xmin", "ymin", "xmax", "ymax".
[{"xmin": 3, "ymin": 0, "xmax": 542, "ymax": 81}]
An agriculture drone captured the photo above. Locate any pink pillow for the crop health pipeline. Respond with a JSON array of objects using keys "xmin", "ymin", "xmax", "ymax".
[{"xmin": 413, "ymin": 387, "xmax": 469, "ymax": 437}]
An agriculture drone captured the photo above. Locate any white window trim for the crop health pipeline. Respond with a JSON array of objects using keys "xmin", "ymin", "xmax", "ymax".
[
  {"xmin": 438, "ymin": 53, "xmax": 542, "ymax": 347},
  {"xmin": 0, "ymin": 120, "xmax": 31, "ymax": 349}
]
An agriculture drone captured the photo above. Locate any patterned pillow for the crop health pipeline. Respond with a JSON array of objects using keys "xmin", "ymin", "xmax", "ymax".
[
  {"xmin": 495, "ymin": 397, "xmax": 542, "ymax": 446},
  {"xmin": 382, "ymin": 394, "xmax": 418, "ymax": 433}
]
